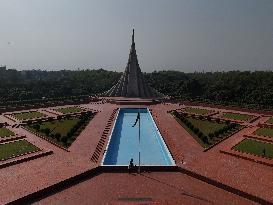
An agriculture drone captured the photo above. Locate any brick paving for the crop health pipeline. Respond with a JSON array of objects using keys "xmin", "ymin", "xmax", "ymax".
[
  {"xmin": 151, "ymin": 103, "xmax": 273, "ymax": 203},
  {"xmin": 34, "ymin": 172, "xmax": 255, "ymax": 205},
  {"xmin": 0, "ymin": 103, "xmax": 117, "ymax": 204},
  {"xmin": 0, "ymin": 102, "xmax": 273, "ymax": 204}
]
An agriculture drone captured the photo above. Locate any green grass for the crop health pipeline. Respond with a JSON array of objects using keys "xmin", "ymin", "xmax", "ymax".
[
  {"xmin": 173, "ymin": 113, "xmax": 235, "ymax": 148},
  {"xmin": 0, "ymin": 128, "xmax": 14, "ymax": 138},
  {"xmin": 233, "ymin": 139, "xmax": 273, "ymax": 159},
  {"xmin": 173, "ymin": 116, "xmax": 208, "ymax": 147},
  {"xmin": 222, "ymin": 112, "xmax": 252, "ymax": 121},
  {"xmin": 27, "ymin": 118, "xmax": 80, "ymax": 138},
  {"xmin": 0, "ymin": 140, "xmax": 40, "ymax": 160},
  {"xmin": 26, "ymin": 114, "xmax": 93, "ymax": 148},
  {"xmin": 55, "ymin": 107, "xmax": 83, "ymax": 114},
  {"xmin": 266, "ymin": 117, "xmax": 273, "ymax": 124},
  {"xmin": 254, "ymin": 127, "xmax": 273, "ymax": 138},
  {"xmin": 13, "ymin": 111, "xmax": 45, "ymax": 120},
  {"xmin": 184, "ymin": 107, "xmax": 210, "ymax": 115},
  {"xmin": 187, "ymin": 118, "xmax": 226, "ymax": 135}
]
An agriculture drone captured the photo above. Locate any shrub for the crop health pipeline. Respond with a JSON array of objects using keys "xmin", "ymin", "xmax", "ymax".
[
  {"xmin": 214, "ymin": 130, "xmax": 219, "ymax": 137},
  {"xmin": 207, "ymin": 116, "xmax": 211, "ymax": 121},
  {"xmin": 218, "ymin": 128, "xmax": 224, "ymax": 135},
  {"xmin": 208, "ymin": 133, "xmax": 214, "ymax": 139},
  {"xmin": 202, "ymin": 136, "xmax": 209, "ymax": 144},
  {"xmin": 33, "ymin": 124, "xmax": 40, "ymax": 130},
  {"xmin": 193, "ymin": 127, "xmax": 199, "ymax": 134},
  {"xmin": 197, "ymin": 132, "xmax": 203, "ymax": 138},
  {"xmin": 61, "ymin": 136, "xmax": 68, "ymax": 143},
  {"xmin": 215, "ymin": 118, "xmax": 220, "ymax": 123},
  {"xmin": 67, "ymin": 131, "xmax": 73, "ymax": 138},
  {"xmin": 55, "ymin": 133, "xmax": 61, "ymax": 141},
  {"xmin": 42, "ymin": 128, "xmax": 50, "ymax": 136}
]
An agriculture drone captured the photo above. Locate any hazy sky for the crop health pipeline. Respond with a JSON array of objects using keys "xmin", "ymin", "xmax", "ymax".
[{"xmin": 0, "ymin": 0, "xmax": 273, "ymax": 72}]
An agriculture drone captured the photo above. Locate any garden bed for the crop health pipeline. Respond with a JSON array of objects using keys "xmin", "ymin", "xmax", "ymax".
[
  {"xmin": 184, "ymin": 107, "xmax": 211, "ymax": 115},
  {"xmin": 254, "ymin": 127, "xmax": 273, "ymax": 138},
  {"xmin": 0, "ymin": 127, "xmax": 15, "ymax": 138},
  {"xmin": 172, "ymin": 111, "xmax": 241, "ymax": 148},
  {"xmin": 266, "ymin": 117, "xmax": 273, "ymax": 124},
  {"xmin": 233, "ymin": 138, "xmax": 273, "ymax": 159},
  {"xmin": 12, "ymin": 111, "xmax": 45, "ymax": 120},
  {"xmin": 0, "ymin": 140, "xmax": 40, "ymax": 161},
  {"xmin": 221, "ymin": 112, "xmax": 253, "ymax": 121},
  {"xmin": 55, "ymin": 107, "xmax": 83, "ymax": 114},
  {"xmin": 25, "ymin": 112, "xmax": 95, "ymax": 148}
]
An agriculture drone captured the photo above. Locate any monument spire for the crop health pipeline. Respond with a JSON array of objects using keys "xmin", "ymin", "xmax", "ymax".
[
  {"xmin": 132, "ymin": 29, "xmax": 134, "ymax": 44},
  {"xmin": 102, "ymin": 30, "xmax": 164, "ymax": 99}
]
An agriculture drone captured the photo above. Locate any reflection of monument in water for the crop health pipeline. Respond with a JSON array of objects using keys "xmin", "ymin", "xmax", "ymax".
[{"xmin": 103, "ymin": 29, "xmax": 164, "ymax": 99}]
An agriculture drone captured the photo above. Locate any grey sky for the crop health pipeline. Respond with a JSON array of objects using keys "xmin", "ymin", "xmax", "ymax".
[{"xmin": 0, "ymin": 0, "xmax": 273, "ymax": 72}]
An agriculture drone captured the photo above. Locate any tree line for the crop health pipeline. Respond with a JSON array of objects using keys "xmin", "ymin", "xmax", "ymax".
[{"xmin": 1, "ymin": 68, "xmax": 273, "ymax": 110}]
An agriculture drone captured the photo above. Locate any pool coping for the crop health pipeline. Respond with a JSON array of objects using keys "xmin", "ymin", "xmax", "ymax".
[{"xmin": 101, "ymin": 108, "xmax": 176, "ymax": 166}]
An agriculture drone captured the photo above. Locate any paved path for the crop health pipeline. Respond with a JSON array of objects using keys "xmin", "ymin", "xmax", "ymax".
[
  {"xmin": 0, "ymin": 103, "xmax": 117, "ymax": 204},
  {"xmin": 34, "ymin": 172, "xmax": 256, "ymax": 205},
  {"xmin": 151, "ymin": 103, "xmax": 273, "ymax": 203},
  {"xmin": 1, "ymin": 102, "xmax": 273, "ymax": 204}
]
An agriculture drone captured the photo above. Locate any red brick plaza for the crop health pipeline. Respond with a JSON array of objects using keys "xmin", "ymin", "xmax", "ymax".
[{"xmin": 1, "ymin": 100, "xmax": 273, "ymax": 205}]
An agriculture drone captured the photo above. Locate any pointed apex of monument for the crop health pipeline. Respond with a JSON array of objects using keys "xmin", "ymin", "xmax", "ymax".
[
  {"xmin": 102, "ymin": 29, "xmax": 165, "ymax": 99},
  {"xmin": 132, "ymin": 29, "xmax": 135, "ymax": 44}
]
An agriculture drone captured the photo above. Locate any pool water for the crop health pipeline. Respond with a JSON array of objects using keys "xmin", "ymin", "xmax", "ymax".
[{"xmin": 102, "ymin": 108, "xmax": 175, "ymax": 166}]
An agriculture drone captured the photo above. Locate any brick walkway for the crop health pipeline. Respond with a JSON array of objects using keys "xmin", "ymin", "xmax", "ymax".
[
  {"xmin": 151, "ymin": 103, "xmax": 273, "ymax": 203},
  {"xmin": 1, "ymin": 102, "xmax": 273, "ymax": 204},
  {"xmin": 33, "ymin": 172, "xmax": 255, "ymax": 205},
  {"xmin": 0, "ymin": 103, "xmax": 117, "ymax": 204}
]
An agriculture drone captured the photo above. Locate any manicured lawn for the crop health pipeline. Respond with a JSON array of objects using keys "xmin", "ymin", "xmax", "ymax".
[
  {"xmin": 184, "ymin": 107, "xmax": 210, "ymax": 115},
  {"xmin": 173, "ymin": 116, "xmax": 208, "ymax": 147},
  {"xmin": 0, "ymin": 128, "xmax": 14, "ymax": 138},
  {"xmin": 222, "ymin": 112, "xmax": 252, "ymax": 121},
  {"xmin": 39, "ymin": 119, "xmax": 80, "ymax": 136},
  {"xmin": 26, "ymin": 113, "xmax": 94, "ymax": 148},
  {"xmin": 0, "ymin": 140, "xmax": 40, "ymax": 160},
  {"xmin": 13, "ymin": 111, "xmax": 45, "ymax": 120},
  {"xmin": 172, "ymin": 111, "xmax": 239, "ymax": 148},
  {"xmin": 187, "ymin": 118, "xmax": 226, "ymax": 135},
  {"xmin": 266, "ymin": 117, "xmax": 273, "ymax": 124},
  {"xmin": 254, "ymin": 127, "xmax": 273, "ymax": 138},
  {"xmin": 233, "ymin": 139, "xmax": 273, "ymax": 159},
  {"xmin": 55, "ymin": 107, "xmax": 83, "ymax": 114}
]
